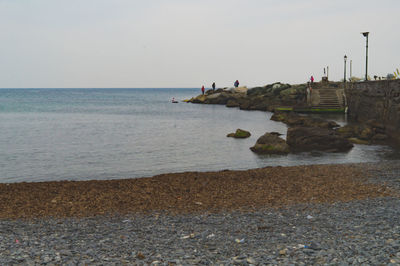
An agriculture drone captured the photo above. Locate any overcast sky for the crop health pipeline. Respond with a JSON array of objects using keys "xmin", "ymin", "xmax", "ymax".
[{"xmin": 0, "ymin": 0, "xmax": 399, "ymax": 88}]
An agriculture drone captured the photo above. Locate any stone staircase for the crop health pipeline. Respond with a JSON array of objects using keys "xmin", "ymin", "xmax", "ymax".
[{"xmin": 311, "ymin": 88, "xmax": 344, "ymax": 109}]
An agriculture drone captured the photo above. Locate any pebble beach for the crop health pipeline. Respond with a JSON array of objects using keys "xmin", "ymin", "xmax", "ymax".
[{"xmin": 1, "ymin": 161, "xmax": 400, "ymax": 265}]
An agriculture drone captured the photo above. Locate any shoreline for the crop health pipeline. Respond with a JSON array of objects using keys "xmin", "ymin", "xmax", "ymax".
[
  {"xmin": 1, "ymin": 161, "xmax": 400, "ymax": 264},
  {"xmin": 1, "ymin": 162, "xmax": 397, "ymax": 220}
]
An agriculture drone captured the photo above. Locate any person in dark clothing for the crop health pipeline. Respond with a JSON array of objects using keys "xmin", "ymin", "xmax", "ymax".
[
  {"xmin": 212, "ymin": 82, "xmax": 216, "ymax": 91},
  {"xmin": 201, "ymin": 85, "xmax": 205, "ymax": 95},
  {"xmin": 234, "ymin": 80, "xmax": 239, "ymax": 88}
]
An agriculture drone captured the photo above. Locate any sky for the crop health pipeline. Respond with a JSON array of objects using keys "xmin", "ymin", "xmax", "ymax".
[{"xmin": 0, "ymin": 0, "xmax": 399, "ymax": 88}]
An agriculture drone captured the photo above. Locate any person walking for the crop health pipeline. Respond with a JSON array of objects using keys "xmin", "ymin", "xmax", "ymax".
[
  {"xmin": 201, "ymin": 85, "xmax": 205, "ymax": 95},
  {"xmin": 212, "ymin": 82, "xmax": 216, "ymax": 91}
]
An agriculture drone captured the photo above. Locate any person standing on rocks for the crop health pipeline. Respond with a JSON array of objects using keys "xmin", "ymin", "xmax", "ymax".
[
  {"xmin": 212, "ymin": 82, "xmax": 216, "ymax": 91},
  {"xmin": 234, "ymin": 80, "xmax": 239, "ymax": 88},
  {"xmin": 201, "ymin": 85, "xmax": 205, "ymax": 95}
]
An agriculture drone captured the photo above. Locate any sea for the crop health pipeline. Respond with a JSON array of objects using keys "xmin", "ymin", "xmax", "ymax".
[{"xmin": 0, "ymin": 88, "xmax": 398, "ymax": 183}]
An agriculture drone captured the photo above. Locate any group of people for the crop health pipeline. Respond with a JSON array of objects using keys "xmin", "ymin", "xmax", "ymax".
[{"xmin": 201, "ymin": 80, "xmax": 239, "ymax": 95}]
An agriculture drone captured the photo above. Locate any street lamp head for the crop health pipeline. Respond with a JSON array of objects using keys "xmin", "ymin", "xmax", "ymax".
[
  {"xmin": 344, "ymin": 55, "xmax": 347, "ymax": 61},
  {"xmin": 362, "ymin": 32, "xmax": 369, "ymax": 37}
]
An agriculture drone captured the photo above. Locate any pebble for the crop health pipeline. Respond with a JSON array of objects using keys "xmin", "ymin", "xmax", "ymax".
[{"xmin": 1, "ymin": 161, "xmax": 400, "ymax": 264}]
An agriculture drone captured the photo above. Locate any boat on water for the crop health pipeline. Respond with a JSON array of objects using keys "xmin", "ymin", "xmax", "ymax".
[{"xmin": 171, "ymin": 97, "xmax": 178, "ymax": 103}]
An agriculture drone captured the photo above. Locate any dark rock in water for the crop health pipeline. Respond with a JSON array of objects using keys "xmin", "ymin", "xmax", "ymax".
[
  {"xmin": 190, "ymin": 81, "xmax": 307, "ymax": 112},
  {"xmin": 250, "ymin": 133, "xmax": 289, "ymax": 154},
  {"xmin": 227, "ymin": 129, "xmax": 251, "ymax": 138},
  {"xmin": 336, "ymin": 123, "xmax": 389, "ymax": 144},
  {"xmin": 271, "ymin": 112, "xmax": 339, "ymax": 128},
  {"xmin": 335, "ymin": 125, "xmax": 356, "ymax": 138},
  {"xmin": 287, "ymin": 126, "xmax": 353, "ymax": 152},
  {"xmin": 372, "ymin": 133, "xmax": 388, "ymax": 141},
  {"xmin": 204, "ymin": 92, "xmax": 233, "ymax": 105},
  {"xmin": 238, "ymin": 98, "xmax": 251, "ymax": 110},
  {"xmin": 348, "ymin": 138, "xmax": 370, "ymax": 145},
  {"xmin": 189, "ymin": 95, "xmax": 207, "ymax": 104},
  {"xmin": 226, "ymin": 99, "xmax": 240, "ymax": 108}
]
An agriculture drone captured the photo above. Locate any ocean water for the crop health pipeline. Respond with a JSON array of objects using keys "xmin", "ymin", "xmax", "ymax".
[{"xmin": 0, "ymin": 88, "xmax": 398, "ymax": 183}]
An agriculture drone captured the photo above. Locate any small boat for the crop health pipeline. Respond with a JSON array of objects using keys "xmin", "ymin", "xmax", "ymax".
[{"xmin": 171, "ymin": 98, "xmax": 178, "ymax": 103}]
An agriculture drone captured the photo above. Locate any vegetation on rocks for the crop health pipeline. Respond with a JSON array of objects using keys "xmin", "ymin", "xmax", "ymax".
[
  {"xmin": 250, "ymin": 133, "xmax": 289, "ymax": 154},
  {"xmin": 227, "ymin": 129, "xmax": 251, "ymax": 138}
]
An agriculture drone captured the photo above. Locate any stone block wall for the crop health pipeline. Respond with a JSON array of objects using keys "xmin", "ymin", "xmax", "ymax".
[{"xmin": 345, "ymin": 79, "xmax": 400, "ymax": 143}]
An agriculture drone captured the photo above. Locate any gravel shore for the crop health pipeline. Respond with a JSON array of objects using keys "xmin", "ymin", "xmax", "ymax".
[{"xmin": 1, "ymin": 161, "xmax": 400, "ymax": 265}]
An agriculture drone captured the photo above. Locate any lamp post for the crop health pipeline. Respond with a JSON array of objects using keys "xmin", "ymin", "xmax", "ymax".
[
  {"xmin": 344, "ymin": 55, "xmax": 347, "ymax": 83},
  {"xmin": 362, "ymin": 32, "xmax": 369, "ymax": 81}
]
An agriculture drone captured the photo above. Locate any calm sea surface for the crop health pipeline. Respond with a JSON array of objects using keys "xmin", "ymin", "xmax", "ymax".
[{"xmin": 0, "ymin": 88, "xmax": 398, "ymax": 183}]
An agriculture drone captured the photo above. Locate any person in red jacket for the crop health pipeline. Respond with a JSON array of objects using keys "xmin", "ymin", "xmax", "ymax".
[{"xmin": 201, "ymin": 85, "xmax": 205, "ymax": 95}]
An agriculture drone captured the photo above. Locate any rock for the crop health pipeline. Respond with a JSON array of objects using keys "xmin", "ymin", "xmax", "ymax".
[
  {"xmin": 226, "ymin": 99, "xmax": 240, "ymax": 108},
  {"xmin": 189, "ymin": 95, "xmax": 207, "ymax": 104},
  {"xmin": 204, "ymin": 92, "xmax": 231, "ymax": 105},
  {"xmin": 336, "ymin": 123, "xmax": 389, "ymax": 144},
  {"xmin": 279, "ymin": 249, "xmax": 287, "ymax": 256},
  {"xmin": 336, "ymin": 125, "xmax": 356, "ymax": 138},
  {"xmin": 136, "ymin": 252, "xmax": 145, "ymax": 260},
  {"xmin": 247, "ymin": 257, "xmax": 256, "ymax": 264},
  {"xmin": 270, "ymin": 112, "xmax": 287, "ymax": 122},
  {"xmin": 372, "ymin": 133, "xmax": 388, "ymax": 141},
  {"xmin": 360, "ymin": 127, "xmax": 374, "ymax": 140},
  {"xmin": 286, "ymin": 126, "xmax": 354, "ymax": 152},
  {"xmin": 237, "ymin": 98, "xmax": 252, "ymax": 110},
  {"xmin": 348, "ymin": 138, "xmax": 370, "ymax": 145},
  {"xmin": 272, "ymin": 83, "xmax": 291, "ymax": 96},
  {"xmin": 250, "ymin": 133, "xmax": 289, "ymax": 154},
  {"xmin": 232, "ymin": 86, "xmax": 248, "ymax": 94},
  {"xmin": 271, "ymin": 112, "xmax": 339, "ymax": 128},
  {"xmin": 227, "ymin": 129, "xmax": 251, "ymax": 138},
  {"xmin": 247, "ymin": 85, "xmax": 273, "ymax": 96},
  {"xmin": 205, "ymin": 89, "xmax": 215, "ymax": 95}
]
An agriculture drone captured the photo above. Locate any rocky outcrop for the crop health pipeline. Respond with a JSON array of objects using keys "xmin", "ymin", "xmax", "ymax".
[
  {"xmin": 287, "ymin": 127, "xmax": 354, "ymax": 152},
  {"xmin": 271, "ymin": 112, "xmax": 339, "ymax": 128},
  {"xmin": 188, "ymin": 82, "xmax": 307, "ymax": 111},
  {"xmin": 227, "ymin": 129, "xmax": 251, "ymax": 138},
  {"xmin": 250, "ymin": 133, "xmax": 289, "ymax": 154},
  {"xmin": 335, "ymin": 120, "xmax": 388, "ymax": 144}
]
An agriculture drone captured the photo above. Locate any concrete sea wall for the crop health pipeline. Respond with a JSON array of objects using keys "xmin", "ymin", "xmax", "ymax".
[{"xmin": 345, "ymin": 79, "xmax": 400, "ymax": 143}]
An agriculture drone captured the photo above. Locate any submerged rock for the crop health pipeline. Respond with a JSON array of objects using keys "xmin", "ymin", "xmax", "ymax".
[
  {"xmin": 227, "ymin": 129, "xmax": 251, "ymax": 138},
  {"xmin": 250, "ymin": 133, "xmax": 289, "ymax": 154}
]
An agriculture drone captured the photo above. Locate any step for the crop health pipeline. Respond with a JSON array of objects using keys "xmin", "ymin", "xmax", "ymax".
[{"xmin": 312, "ymin": 104, "xmax": 341, "ymax": 108}]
